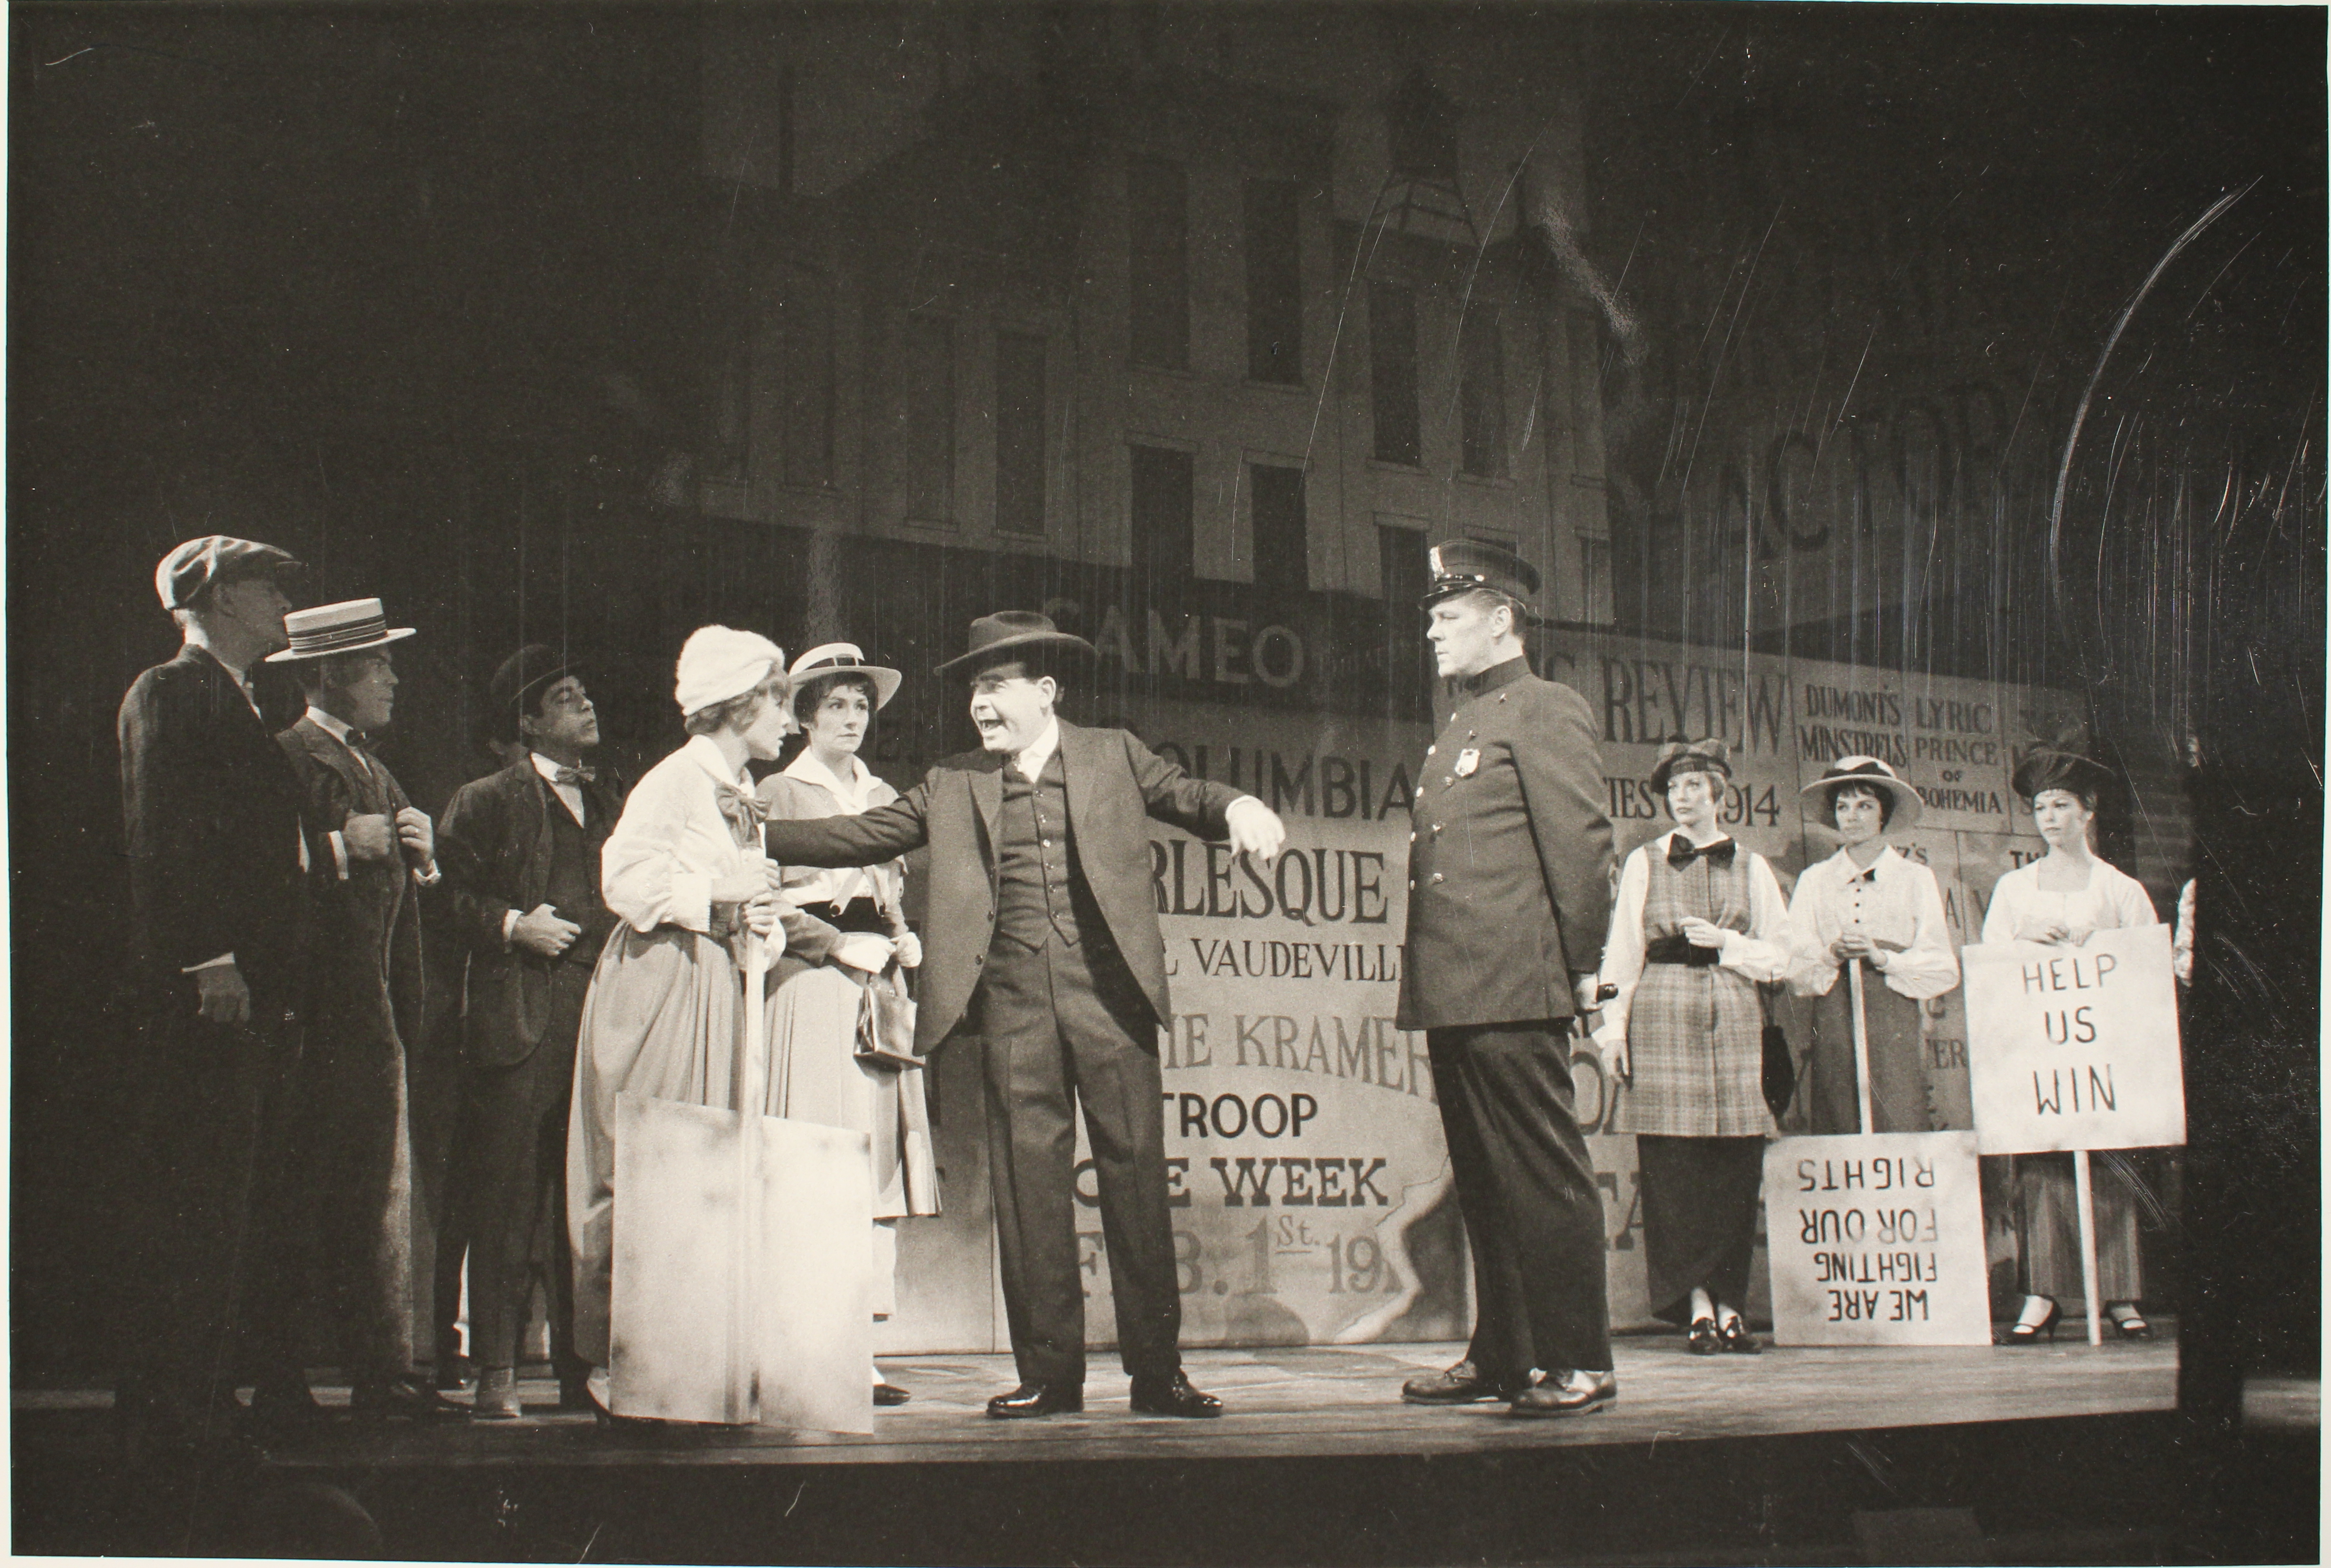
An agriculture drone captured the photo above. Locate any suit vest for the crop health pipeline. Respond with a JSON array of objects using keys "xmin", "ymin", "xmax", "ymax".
[
  {"xmin": 992, "ymin": 752, "xmax": 1091, "ymax": 950},
  {"xmin": 544, "ymin": 790, "xmax": 616, "ymax": 966}
]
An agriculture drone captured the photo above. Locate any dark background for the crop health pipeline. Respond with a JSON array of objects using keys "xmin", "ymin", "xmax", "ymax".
[{"xmin": 9, "ymin": 0, "xmax": 2318, "ymax": 1458}]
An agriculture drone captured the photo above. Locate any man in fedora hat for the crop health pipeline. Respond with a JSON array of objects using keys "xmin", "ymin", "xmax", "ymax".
[
  {"xmin": 435, "ymin": 646, "xmax": 623, "ymax": 1416},
  {"xmin": 764, "ymin": 610, "xmax": 1287, "ymax": 1420},
  {"xmin": 257, "ymin": 598, "xmax": 465, "ymax": 1421},
  {"xmin": 115, "ymin": 535, "xmax": 316, "ymax": 1466},
  {"xmin": 1396, "ymin": 540, "xmax": 1621, "ymax": 1418}
]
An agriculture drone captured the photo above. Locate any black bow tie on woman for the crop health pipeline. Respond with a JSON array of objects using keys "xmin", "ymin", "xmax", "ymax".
[{"xmin": 1668, "ymin": 836, "xmax": 1736, "ymax": 870}]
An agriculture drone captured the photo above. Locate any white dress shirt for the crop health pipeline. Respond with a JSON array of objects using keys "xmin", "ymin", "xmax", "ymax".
[
  {"xmin": 1011, "ymin": 718, "xmax": 1061, "ymax": 783},
  {"xmin": 1592, "ymin": 831, "xmax": 1792, "ymax": 1052},
  {"xmin": 774, "ymin": 748, "xmax": 894, "ymax": 909},
  {"xmin": 1979, "ymin": 856, "xmax": 2158, "ymax": 946},
  {"xmin": 534, "ymin": 751, "xmax": 589, "ymax": 827},
  {"xmin": 1785, "ymin": 844, "xmax": 1959, "ymax": 1001},
  {"xmin": 602, "ymin": 734, "xmax": 762, "ymax": 936}
]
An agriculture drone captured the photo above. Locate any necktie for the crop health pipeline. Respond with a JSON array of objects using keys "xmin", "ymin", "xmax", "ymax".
[
  {"xmin": 554, "ymin": 765, "xmax": 598, "ymax": 786},
  {"xmin": 1668, "ymin": 836, "xmax": 1736, "ymax": 870},
  {"xmin": 714, "ymin": 781, "xmax": 766, "ymax": 848}
]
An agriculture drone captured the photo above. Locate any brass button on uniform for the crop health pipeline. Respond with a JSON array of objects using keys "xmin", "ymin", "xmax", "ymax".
[{"xmin": 1430, "ymin": 872, "xmax": 1445, "ymax": 883}]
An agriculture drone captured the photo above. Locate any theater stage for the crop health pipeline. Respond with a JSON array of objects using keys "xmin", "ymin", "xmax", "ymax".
[{"xmin": 26, "ymin": 1330, "xmax": 2290, "ymax": 1565}]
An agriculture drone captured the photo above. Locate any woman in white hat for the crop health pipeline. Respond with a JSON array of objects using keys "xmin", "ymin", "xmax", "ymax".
[
  {"xmin": 1784, "ymin": 757, "xmax": 1959, "ymax": 1135},
  {"xmin": 565, "ymin": 627, "xmax": 871, "ymax": 1422},
  {"xmin": 756, "ymin": 644, "xmax": 936, "ymax": 1408}
]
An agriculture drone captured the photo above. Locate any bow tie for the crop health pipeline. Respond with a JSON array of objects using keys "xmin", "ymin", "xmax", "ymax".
[
  {"xmin": 1668, "ymin": 836, "xmax": 1736, "ymax": 870},
  {"xmin": 1857, "ymin": 866, "xmax": 1880, "ymax": 884},
  {"xmin": 713, "ymin": 781, "xmax": 766, "ymax": 847},
  {"xmin": 553, "ymin": 765, "xmax": 597, "ymax": 787}
]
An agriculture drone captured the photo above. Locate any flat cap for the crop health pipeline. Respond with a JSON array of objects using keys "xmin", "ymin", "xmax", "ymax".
[
  {"xmin": 1420, "ymin": 538, "xmax": 1540, "ymax": 610},
  {"xmin": 155, "ymin": 535, "xmax": 303, "ymax": 610}
]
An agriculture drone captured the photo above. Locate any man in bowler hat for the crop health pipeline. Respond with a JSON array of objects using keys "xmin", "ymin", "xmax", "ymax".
[
  {"xmin": 763, "ymin": 611, "xmax": 1287, "ymax": 1419},
  {"xmin": 115, "ymin": 535, "xmax": 315, "ymax": 1465},
  {"xmin": 1396, "ymin": 540, "xmax": 1620, "ymax": 1417},
  {"xmin": 435, "ymin": 646, "xmax": 622, "ymax": 1416},
  {"xmin": 258, "ymin": 598, "xmax": 465, "ymax": 1420}
]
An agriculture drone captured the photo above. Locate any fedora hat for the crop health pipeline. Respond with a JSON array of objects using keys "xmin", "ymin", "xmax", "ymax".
[
  {"xmin": 155, "ymin": 535, "xmax": 304, "ymax": 610},
  {"xmin": 265, "ymin": 598, "xmax": 416, "ymax": 662},
  {"xmin": 1649, "ymin": 737, "xmax": 1734, "ymax": 794},
  {"xmin": 1419, "ymin": 538, "xmax": 1541, "ymax": 611},
  {"xmin": 1801, "ymin": 754, "xmax": 1923, "ymax": 831},
  {"xmin": 790, "ymin": 642, "xmax": 903, "ymax": 709},
  {"xmin": 935, "ymin": 610, "xmax": 1098, "ymax": 678}
]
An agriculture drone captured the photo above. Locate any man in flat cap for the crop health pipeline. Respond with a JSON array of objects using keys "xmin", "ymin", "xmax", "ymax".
[
  {"xmin": 255, "ymin": 598, "xmax": 464, "ymax": 1420},
  {"xmin": 115, "ymin": 535, "xmax": 317, "ymax": 1466},
  {"xmin": 435, "ymin": 646, "xmax": 622, "ymax": 1416},
  {"xmin": 764, "ymin": 611, "xmax": 1286, "ymax": 1421},
  {"xmin": 1396, "ymin": 540, "xmax": 1620, "ymax": 1417}
]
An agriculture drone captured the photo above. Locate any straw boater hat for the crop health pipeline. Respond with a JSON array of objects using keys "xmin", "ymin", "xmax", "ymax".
[
  {"xmin": 934, "ymin": 610, "xmax": 1098, "ymax": 678},
  {"xmin": 2010, "ymin": 748, "xmax": 2117, "ymax": 805},
  {"xmin": 789, "ymin": 642, "xmax": 902, "ymax": 709},
  {"xmin": 264, "ymin": 598, "xmax": 416, "ymax": 662},
  {"xmin": 1648, "ymin": 737, "xmax": 1734, "ymax": 794},
  {"xmin": 1800, "ymin": 755, "xmax": 1924, "ymax": 831}
]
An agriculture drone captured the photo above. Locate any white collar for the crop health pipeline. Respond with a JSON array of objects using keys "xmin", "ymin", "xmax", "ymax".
[
  {"xmin": 1829, "ymin": 843, "xmax": 1900, "ymax": 876},
  {"xmin": 682, "ymin": 732, "xmax": 750, "ymax": 788},
  {"xmin": 783, "ymin": 747, "xmax": 872, "ymax": 805},
  {"xmin": 532, "ymin": 752, "xmax": 587, "ymax": 784},
  {"xmin": 1014, "ymin": 718, "xmax": 1062, "ymax": 782},
  {"xmin": 1664, "ymin": 827, "xmax": 1732, "ymax": 851},
  {"xmin": 305, "ymin": 705, "xmax": 360, "ymax": 745}
]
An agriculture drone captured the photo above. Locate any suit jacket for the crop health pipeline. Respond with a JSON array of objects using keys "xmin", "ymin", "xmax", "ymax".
[
  {"xmin": 1396, "ymin": 657, "xmax": 1616, "ymax": 1031},
  {"xmin": 437, "ymin": 758, "xmax": 627, "ymax": 1069},
  {"xmin": 761, "ymin": 720, "xmax": 1245, "ymax": 1054},
  {"xmin": 277, "ymin": 716, "xmax": 425, "ymax": 1059},
  {"xmin": 118, "ymin": 643, "xmax": 311, "ymax": 1008}
]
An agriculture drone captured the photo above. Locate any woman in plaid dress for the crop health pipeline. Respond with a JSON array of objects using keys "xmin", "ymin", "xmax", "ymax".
[{"xmin": 1593, "ymin": 740, "xmax": 1792, "ymax": 1353}]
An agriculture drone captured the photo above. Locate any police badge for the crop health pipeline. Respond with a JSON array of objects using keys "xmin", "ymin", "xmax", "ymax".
[{"xmin": 1453, "ymin": 747, "xmax": 1481, "ymax": 778}]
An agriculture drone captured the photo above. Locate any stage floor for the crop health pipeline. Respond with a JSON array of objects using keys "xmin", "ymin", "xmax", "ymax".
[{"xmin": 18, "ymin": 1330, "xmax": 2180, "ymax": 1471}]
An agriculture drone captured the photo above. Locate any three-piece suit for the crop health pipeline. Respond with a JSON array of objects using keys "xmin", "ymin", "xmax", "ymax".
[
  {"xmin": 762, "ymin": 721, "xmax": 1245, "ymax": 1389},
  {"xmin": 1397, "ymin": 656, "xmax": 1617, "ymax": 1379}
]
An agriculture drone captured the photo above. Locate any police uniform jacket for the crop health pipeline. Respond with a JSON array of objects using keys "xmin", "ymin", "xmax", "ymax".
[{"xmin": 1396, "ymin": 656, "xmax": 1615, "ymax": 1031}]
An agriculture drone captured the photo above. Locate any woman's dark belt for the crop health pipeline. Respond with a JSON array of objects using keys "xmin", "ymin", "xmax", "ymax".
[
  {"xmin": 795, "ymin": 897, "xmax": 890, "ymax": 935},
  {"xmin": 1645, "ymin": 934, "xmax": 1722, "ymax": 967}
]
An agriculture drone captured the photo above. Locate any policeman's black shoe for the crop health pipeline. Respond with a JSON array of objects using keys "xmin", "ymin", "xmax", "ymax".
[
  {"xmin": 351, "ymin": 1375, "xmax": 471, "ymax": 1423},
  {"xmin": 985, "ymin": 1382, "xmax": 1083, "ymax": 1418},
  {"xmin": 1400, "ymin": 1359, "xmax": 1528, "ymax": 1404},
  {"xmin": 433, "ymin": 1352, "xmax": 477, "ymax": 1392},
  {"xmin": 1508, "ymin": 1368, "xmax": 1617, "ymax": 1417},
  {"xmin": 1129, "ymin": 1370, "xmax": 1223, "ymax": 1418}
]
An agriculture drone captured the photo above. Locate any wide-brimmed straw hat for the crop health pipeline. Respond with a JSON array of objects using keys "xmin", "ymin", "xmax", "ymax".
[
  {"xmin": 264, "ymin": 598, "xmax": 416, "ymax": 662},
  {"xmin": 790, "ymin": 642, "xmax": 902, "ymax": 709},
  {"xmin": 934, "ymin": 610, "xmax": 1098, "ymax": 678},
  {"xmin": 1800, "ymin": 754, "xmax": 1924, "ymax": 831}
]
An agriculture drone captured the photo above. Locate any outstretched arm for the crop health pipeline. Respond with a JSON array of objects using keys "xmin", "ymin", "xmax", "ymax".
[{"xmin": 762, "ymin": 778, "xmax": 933, "ymax": 868}]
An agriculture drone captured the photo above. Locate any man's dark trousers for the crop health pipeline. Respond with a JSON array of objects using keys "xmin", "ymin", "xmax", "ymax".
[{"xmin": 1427, "ymin": 1021, "xmax": 1612, "ymax": 1378}]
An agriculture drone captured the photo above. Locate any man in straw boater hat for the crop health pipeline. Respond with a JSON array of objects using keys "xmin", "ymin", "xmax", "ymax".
[
  {"xmin": 1394, "ymin": 539, "xmax": 1621, "ymax": 1418},
  {"xmin": 114, "ymin": 535, "xmax": 317, "ymax": 1470},
  {"xmin": 257, "ymin": 598, "xmax": 466, "ymax": 1421},
  {"xmin": 435, "ymin": 645, "xmax": 623, "ymax": 1416},
  {"xmin": 764, "ymin": 611, "xmax": 1288, "ymax": 1419}
]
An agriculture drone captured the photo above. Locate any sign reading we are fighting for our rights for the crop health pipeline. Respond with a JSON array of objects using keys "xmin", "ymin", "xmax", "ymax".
[
  {"xmin": 1760, "ymin": 1132, "xmax": 1992, "ymax": 1346},
  {"xmin": 1960, "ymin": 924, "xmax": 2186, "ymax": 1155}
]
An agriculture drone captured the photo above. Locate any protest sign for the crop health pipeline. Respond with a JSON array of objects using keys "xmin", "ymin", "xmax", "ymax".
[{"xmin": 1761, "ymin": 1132, "xmax": 1992, "ymax": 1346}]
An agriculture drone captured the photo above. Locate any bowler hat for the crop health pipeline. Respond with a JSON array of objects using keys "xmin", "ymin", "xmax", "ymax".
[
  {"xmin": 1649, "ymin": 737, "xmax": 1734, "ymax": 794},
  {"xmin": 1419, "ymin": 538, "xmax": 1541, "ymax": 611},
  {"xmin": 1800, "ymin": 754, "xmax": 1923, "ymax": 831},
  {"xmin": 489, "ymin": 644, "xmax": 584, "ymax": 722},
  {"xmin": 155, "ymin": 535, "xmax": 304, "ymax": 610},
  {"xmin": 790, "ymin": 642, "xmax": 902, "ymax": 709},
  {"xmin": 935, "ymin": 611, "xmax": 1098, "ymax": 677},
  {"xmin": 265, "ymin": 598, "xmax": 417, "ymax": 662},
  {"xmin": 2010, "ymin": 748, "xmax": 2116, "ymax": 804}
]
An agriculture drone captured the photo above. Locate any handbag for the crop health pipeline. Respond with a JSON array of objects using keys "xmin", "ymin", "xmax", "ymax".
[
  {"xmin": 851, "ymin": 865, "xmax": 923, "ymax": 1071},
  {"xmin": 1758, "ymin": 982, "xmax": 1799, "ymax": 1122}
]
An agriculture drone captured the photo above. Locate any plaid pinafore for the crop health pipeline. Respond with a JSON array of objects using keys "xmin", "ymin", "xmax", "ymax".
[{"xmin": 1613, "ymin": 837, "xmax": 1775, "ymax": 1137}]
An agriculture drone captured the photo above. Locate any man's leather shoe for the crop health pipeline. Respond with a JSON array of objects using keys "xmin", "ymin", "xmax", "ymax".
[
  {"xmin": 473, "ymin": 1367, "xmax": 524, "ymax": 1419},
  {"xmin": 873, "ymin": 1382, "xmax": 912, "ymax": 1407},
  {"xmin": 1129, "ymin": 1370, "xmax": 1223, "ymax": 1418},
  {"xmin": 434, "ymin": 1352, "xmax": 477, "ymax": 1392},
  {"xmin": 1508, "ymin": 1368, "xmax": 1617, "ymax": 1417},
  {"xmin": 352, "ymin": 1375, "xmax": 471, "ymax": 1423},
  {"xmin": 985, "ymin": 1382, "xmax": 1083, "ymax": 1418},
  {"xmin": 557, "ymin": 1371, "xmax": 595, "ymax": 1413},
  {"xmin": 1401, "ymin": 1359, "xmax": 1527, "ymax": 1404}
]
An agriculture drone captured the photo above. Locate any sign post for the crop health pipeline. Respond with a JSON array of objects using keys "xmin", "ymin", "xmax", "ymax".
[{"xmin": 1961, "ymin": 923, "xmax": 2185, "ymax": 1349}]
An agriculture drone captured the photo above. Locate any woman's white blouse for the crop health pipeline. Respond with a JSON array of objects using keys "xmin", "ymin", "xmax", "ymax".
[
  {"xmin": 1979, "ymin": 856, "xmax": 2158, "ymax": 945},
  {"xmin": 1785, "ymin": 844, "xmax": 1960, "ymax": 1001},
  {"xmin": 601, "ymin": 734, "xmax": 761, "ymax": 936},
  {"xmin": 1592, "ymin": 832, "xmax": 1792, "ymax": 1051},
  {"xmin": 772, "ymin": 749, "xmax": 900, "ymax": 910}
]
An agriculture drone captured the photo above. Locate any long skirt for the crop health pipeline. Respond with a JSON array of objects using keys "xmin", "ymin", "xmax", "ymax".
[
  {"xmin": 1802, "ymin": 968, "xmax": 1932, "ymax": 1135},
  {"xmin": 566, "ymin": 925, "xmax": 754, "ymax": 1371},
  {"xmin": 2014, "ymin": 1153, "xmax": 2143, "ymax": 1303},
  {"xmin": 1637, "ymin": 1135, "xmax": 1766, "ymax": 1325},
  {"xmin": 766, "ymin": 956, "xmax": 940, "ymax": 1320}
]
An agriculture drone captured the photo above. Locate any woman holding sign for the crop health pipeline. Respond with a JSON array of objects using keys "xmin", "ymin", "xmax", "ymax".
[
  {"xmin": 1786, "ymin": 757, "xmax": 1959, "ymax": 1134},
  {"xmin": 1594, "ymin": 740, "xmax": 1792, "ymax": 1355},
  {"xmin": 1981, "ymin": 749, "xmax": 2159, "ymax": 1343}
]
